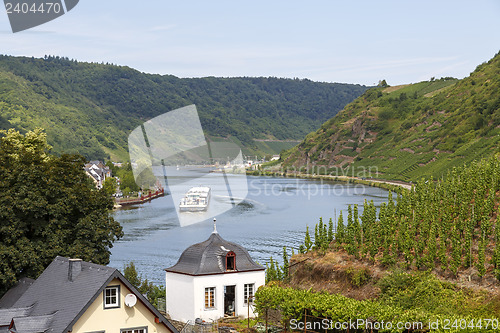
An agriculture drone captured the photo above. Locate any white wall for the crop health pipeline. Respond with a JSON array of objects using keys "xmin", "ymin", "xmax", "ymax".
[
  {"xmin": 165, "ymin": 272, "xmax": 195, "ymax": 322},
  {"xmin": 166, "ymin": 270, "xmax": 264, "ymax": 322}
]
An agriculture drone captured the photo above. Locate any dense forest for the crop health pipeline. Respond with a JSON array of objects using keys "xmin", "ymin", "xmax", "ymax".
[
  {"xmin": 282, "ymin": 51, "xmax": 500, "ymax": 181},
  {"xmin": 0, "ymin": 55, "xmax": 367, "ymax": 160}
]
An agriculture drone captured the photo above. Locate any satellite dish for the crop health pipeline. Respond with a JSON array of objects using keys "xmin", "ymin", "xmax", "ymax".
[{"xmin": 125, "ymin": 294, "xmax": 137, "ymax": 307}]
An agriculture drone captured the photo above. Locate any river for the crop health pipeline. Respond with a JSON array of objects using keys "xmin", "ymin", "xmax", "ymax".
[{"xmin": 109, "ymin": 175, "xmax": 389, "ymax": 284}]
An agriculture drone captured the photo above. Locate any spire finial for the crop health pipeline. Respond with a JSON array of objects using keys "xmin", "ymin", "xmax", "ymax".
[{"xmin": 213, "ymin": 218, "xmax": 218, "ymax": 233}]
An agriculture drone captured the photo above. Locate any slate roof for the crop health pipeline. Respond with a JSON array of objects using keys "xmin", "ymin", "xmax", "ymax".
[
  {"xmin": 0, "ymin": 305, "xmax": 32, "ymax": 326},
  {"xmin": 10, "ymin": 313, "xmax": 56, "ymax": 333},
  {"xmin": 3, "ymin": 256, "xmax": 178, "ymax": 333},
  {"xmin": 84, "ymin": 161, "xmax": 111, "ymax": 185},
  {"xmin": 0, "ymin": 278, "xmax": 34, "ymax": 309},
  {"xmin": 165, "ymin": 231, "xmax": 265, "ymax": 275}
]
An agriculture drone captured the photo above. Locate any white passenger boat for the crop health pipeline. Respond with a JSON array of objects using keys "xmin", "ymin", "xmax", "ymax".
[{"xmin": 179, "ymin": 186, "xmax": 211, "ymax": 212}]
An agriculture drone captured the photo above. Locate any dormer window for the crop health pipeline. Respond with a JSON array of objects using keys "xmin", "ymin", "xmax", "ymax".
[{"xmin": 226, "ymin": 251, "xmax": 236, "ymax": 271}]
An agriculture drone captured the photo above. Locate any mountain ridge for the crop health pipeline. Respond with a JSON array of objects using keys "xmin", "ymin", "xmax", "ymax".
[
  {"xmin": 0, "ymin": 55, "xmax": 368, "ymax": 160},
  {"xmin": 282, "ymin": 51, "xmax": 500, "ymax": 180}
]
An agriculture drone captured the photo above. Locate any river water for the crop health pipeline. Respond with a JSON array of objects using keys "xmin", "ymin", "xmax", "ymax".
[{"xmin": 109, "ymin": 176, "xmax": 388, "ymax": 284}]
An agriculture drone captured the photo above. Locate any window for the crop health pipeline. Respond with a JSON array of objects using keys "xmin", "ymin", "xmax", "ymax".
[
  {"xmin": 226, "ymin": 251, "xmax": 235, "ymax": 271},
  {"xmin": 121, "ymin": 327, "xmax": 147, "ymax": 333},
  {"xmin": 205, "ymin": 287, "xmax": 215, "ymax": 308},
  {"xmin": 244, "ymin": 283, "xmax": 254, "ymax": 305},
  {"xmin": 103, "ymin": 285, "xmax": 120, "ymax": 308}
]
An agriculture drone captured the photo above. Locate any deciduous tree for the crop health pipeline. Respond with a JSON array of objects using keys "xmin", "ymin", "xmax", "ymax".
[{"xmin": 0, "ymin": 129, "xmax": 123, "ymax": 296}]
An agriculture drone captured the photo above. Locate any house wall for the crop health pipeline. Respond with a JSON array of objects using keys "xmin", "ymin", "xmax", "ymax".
[
  {"xmin": 72, "ymin": 278, "xmax": 172, "ymax": 333},
  {"xmin": 165, "ymin": 272, "xmax": 195, "ymax": 323},
  {"xmin": 166, "ymin": 271, "xmax": 264, "ymax": 322}
]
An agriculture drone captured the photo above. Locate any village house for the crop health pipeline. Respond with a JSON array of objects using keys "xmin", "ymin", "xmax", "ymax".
[
  {"xmin": 0, "ymin": 256, "xmax": 178, "ymax": 333},
  {"xmin": 84, "ymin": 160, "xmax": 112, "ymax": 189},
  {"xmin": 165, "ymin": 220, "xmax": 265, "ymax": 322}
]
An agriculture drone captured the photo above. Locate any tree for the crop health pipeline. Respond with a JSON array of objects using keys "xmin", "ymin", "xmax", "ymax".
[
  {"xmin": 123, "ymin": 262, "xmax": 165, "ymax": 309},
  {"xmin": 314, "ymin": 224, "xmax": 319, "ymax": 249},
  {"xmin": 378, "ymin": 79, "xmax": 389, "ymax": 87},
  {"xmin": 345, "ymin": 205, "xmax": 356, "ymax": 255},
  {"xmin": 102, "ymin": 177, "xmax": 118, "ymax": 196},
  {"xmin": 123, "ymin": 261, "xmax": 142, "ymax": 287},
  {"xmin": 118, "ymin": 168, "xmax": 140, "ymax": 193},
  {"xmin": 327, "ymin": 217, "xmax": 334, "ymax": 242},
  {"xmin": 304, "ymin": 226, "xmax": 312, "ymax": 252},
  {"xmin": 105, "ymin": 160, "xmax": 118, "ymax": 175},
  {"xmin": 265, "ymin": 257, "xmax": 282, "ymax": 283},
  {"xmin": 335, "ymin": 211, "xmax": 345, "ymax": 245},
  {"xmin": 0, "ymin": 129, "xmax": 123, "ymax": 295},
  {"xmin": 282, "ymin": 247, "xmax": 289, "ymax": 282}
]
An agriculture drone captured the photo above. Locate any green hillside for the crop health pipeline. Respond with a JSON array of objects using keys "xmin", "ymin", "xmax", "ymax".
[
  {"xmin": 282, "ymin": 51, "xmax": 500, "ymax": 181},
  {"xmin": 0, "ymin": 55, "xmax": 367, "ymax": 161}
]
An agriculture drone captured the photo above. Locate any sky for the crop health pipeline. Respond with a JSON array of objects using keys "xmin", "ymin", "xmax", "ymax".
[{"xmin": 0, "ymin": 0, "xmax": 500, "ymax": 86}]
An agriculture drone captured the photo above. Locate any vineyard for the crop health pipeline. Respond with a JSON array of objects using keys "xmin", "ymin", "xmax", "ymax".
[
  {"xmin": 256, "ymin": 155, "xmax": 500, "ymax": 332},
  {"xmin": 255, "ymin": 283, "xmax": 495, "ymax": 333},
  {"xmin": 303, "ymin": 155, "xmax": 500, "ymax": 278}
]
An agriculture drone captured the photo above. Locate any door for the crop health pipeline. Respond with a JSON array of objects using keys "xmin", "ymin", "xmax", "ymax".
[{"xmin": 224, "ymin": 285, "xmax": 236, "ymax": 316}]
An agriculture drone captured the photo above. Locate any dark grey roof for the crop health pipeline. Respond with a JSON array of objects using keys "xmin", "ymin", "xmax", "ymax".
[
  {"xmin": 7, "ymin": 256, "xmax": 178, "ymax": 333},
  {"xmin": 12, "ymin": 257, "xmax": 115, "ymax": 333},
  {"xmin": 0, "ymin": 305, "xmax": 32, "ymax": 326},
  {"xmin": 165, "ymin": 232, "xmax": 264, "ymax": 275},
  {"xmin": 0, "ymin": 278, "xmax": 34, "ymax": 309},
  {"xmin": 11, "ymin": 313, "xmax": 55, "ymax": 333}
]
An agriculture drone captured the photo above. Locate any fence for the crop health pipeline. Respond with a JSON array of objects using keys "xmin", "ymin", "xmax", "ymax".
[{"xmin": 116, "ymin": 188, "xmax": 165, "ymax": 206}]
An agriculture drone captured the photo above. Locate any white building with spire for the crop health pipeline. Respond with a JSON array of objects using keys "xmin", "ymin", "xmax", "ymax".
[{"xmin": 165, "ymin": 220, "xmax": 265, "ymax": 322}]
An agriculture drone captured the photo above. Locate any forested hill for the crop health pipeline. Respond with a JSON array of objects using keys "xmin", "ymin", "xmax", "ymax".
[
  {"xmin": 0, "ymin": 55, "xmax": 367, "ymax": 160},
  {"xmin": 282, "ymin": 51, "xmax": 500, "ymax": 181}
]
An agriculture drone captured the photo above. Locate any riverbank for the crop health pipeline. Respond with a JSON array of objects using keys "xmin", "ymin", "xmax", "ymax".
[
  {"xmin": 247, "ymin": 170, "xmax": 411, "ymax": 192},
  {"xmin": 114, "ymin": 188, "xmax": 165, "ymax": 208}
]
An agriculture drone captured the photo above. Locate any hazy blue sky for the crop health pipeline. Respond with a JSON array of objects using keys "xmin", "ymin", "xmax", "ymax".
[{"xmin": 1, "ymin": 0, "xmax": 499, "ymax": 85}]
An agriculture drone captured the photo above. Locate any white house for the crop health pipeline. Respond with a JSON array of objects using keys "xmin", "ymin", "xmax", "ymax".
[
  {"xmin": 84, "ymin": 160, "xmax": 112, "ymax": 189},
  {"xmin": 165, "ymin": 222, "xmax": 265, "ymax": 322}
]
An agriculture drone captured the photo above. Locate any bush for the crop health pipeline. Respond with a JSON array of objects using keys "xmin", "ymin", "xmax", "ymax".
[{"xmin": 346, "ymin": 267, "xmax": 370, "ymax": 287}]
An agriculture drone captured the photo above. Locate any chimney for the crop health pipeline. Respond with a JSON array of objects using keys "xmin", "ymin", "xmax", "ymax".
[{"xmin": 68, "ymin": 258, "xmax": 82, "ymax": 282}]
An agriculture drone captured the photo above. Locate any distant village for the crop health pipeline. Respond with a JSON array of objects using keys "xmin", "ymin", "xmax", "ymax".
[
  {"xmin": 84, "ymin": 160, "xmax": 113, "ymax": 190},
  {"xmin": 83, "ymin": 156, "xmax": 279, "ymax": 194}
]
